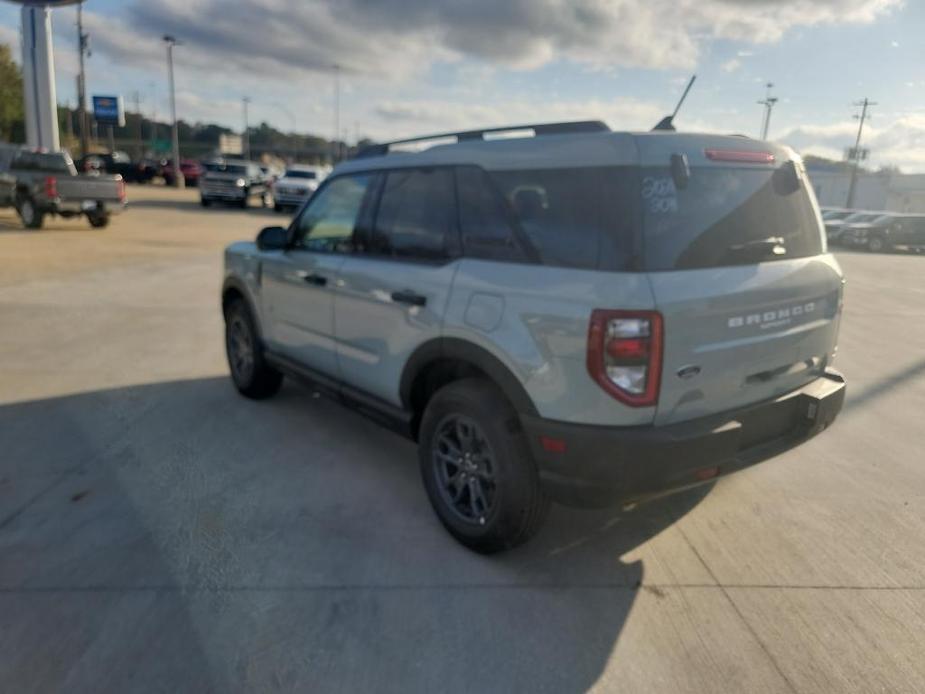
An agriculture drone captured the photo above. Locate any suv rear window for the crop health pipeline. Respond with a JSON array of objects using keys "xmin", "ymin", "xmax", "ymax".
[{"xmin": 641, "ymin": 164, "xmax": 823, "ymax": 271}]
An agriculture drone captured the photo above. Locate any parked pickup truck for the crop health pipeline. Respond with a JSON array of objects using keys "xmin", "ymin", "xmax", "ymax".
[
  {"xmin": 2, "ymin": 150, "xmax": 126, "ymax": 229},
  {"xmin": 200, "ymin": 159, "xmax": 271, "ymax": 209}
]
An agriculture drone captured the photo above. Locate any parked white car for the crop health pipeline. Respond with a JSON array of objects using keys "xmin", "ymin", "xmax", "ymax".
[{"xmin": 273, "ymin": 165, "xmax": 328, "ymax": 211}]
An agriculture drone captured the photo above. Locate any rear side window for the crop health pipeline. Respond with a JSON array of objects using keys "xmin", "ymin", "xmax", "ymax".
[
  {"xmin": 456, "ymin": 166, "xmax": 531, "ymax": 263},
  {"xmin": 641, "ymin": 164, "xmax": 823, "ymax": 271},
  {"xmin": 370, "ymin": 168, "xmax": 454, "ymax": 261},
  {"xmin": 485, "ymin": 167, "xmax": 639, "ymax": 271}
]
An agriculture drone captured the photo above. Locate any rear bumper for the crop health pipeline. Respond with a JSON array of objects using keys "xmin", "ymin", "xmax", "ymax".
[{"xmin": 522, "ymin": 369, "xmax": 846, "ymax": 508}]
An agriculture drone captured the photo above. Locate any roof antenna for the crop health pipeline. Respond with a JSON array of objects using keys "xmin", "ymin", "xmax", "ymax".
[{"xmin": 653, "ymin": 75, "xmax": 697, "ymax": 131}]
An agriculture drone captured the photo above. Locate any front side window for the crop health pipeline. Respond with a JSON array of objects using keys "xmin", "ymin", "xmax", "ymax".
[
  {"xmin": 369, "ymin": 168, "xmax": 454, "ymax": 261},
  {"xmin": 292, "ymin": 173, "xmax": 373, "ymax": 253}
]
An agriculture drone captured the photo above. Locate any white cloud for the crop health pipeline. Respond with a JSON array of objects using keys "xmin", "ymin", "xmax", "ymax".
[
  {"xmin": 371, "ymin": 96, "xmax": 665, "ymax": 139},
  {"xmin": 780, "ymin": 115, "xmax": 925, "ymax": 172},
  {"xmin": 721, "ymin": 58, "xmax": 742, "ymax": 73},
  {"xmin": 73, "ymin": 0, "xmax": 900, "ymax": 80}
]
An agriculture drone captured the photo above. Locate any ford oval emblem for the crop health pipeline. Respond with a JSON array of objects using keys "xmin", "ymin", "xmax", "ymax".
[{"xmin": 677, "ymin": 364, "xmax": 702, "ymax": 380}]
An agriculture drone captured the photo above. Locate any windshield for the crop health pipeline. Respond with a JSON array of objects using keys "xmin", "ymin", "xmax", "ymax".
[
  {"xmin": 285, "ymin": 170, "xmax": 317, "ymax": 179},
  {"xmin": 205, "ymin": 163, "xmax": 246, "ymax": 175},
  {"xmin": 843, "ymin": 212, "xmax": 881, "ymax": 224},
  {"xmin": 641, "ymin": 164, "xmax": 823, "ymax": 270}
]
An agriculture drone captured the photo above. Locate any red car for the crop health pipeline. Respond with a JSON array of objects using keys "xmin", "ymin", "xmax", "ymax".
[{"xmin": 161, "ymin": 159, "xmax": 204, "ymax": 187}]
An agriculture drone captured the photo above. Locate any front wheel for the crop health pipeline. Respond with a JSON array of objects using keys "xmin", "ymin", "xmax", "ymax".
[
  {"xmin": 867, "ymin": 235, "xmax": 887, "ymax": 253},
  {"xmin": 17, "ymin": 196, "xmax": 44, "ymax": 229},
  {"xmin": 418, "ymin": 379, "xmax": 549, "ymax": 553},
  {"xmin": 224, "ymin": 298, "xmax": 283, "ymax": 399},
  {"xmin": 200, "ymin": 197, "xmax": 211, "ymax": 207},
  {"xmin": 239, "ymin": 190, "xmax": 249, "ymax": 209}
]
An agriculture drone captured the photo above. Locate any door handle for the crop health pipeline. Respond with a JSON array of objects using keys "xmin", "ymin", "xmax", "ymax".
[
  {"xmin": 296, "ymin": 271, "xmax": 327, "ymax": 286},
  {"xmin": 391, "ymin": 290, "xmax": 427, "ymax": 307}
]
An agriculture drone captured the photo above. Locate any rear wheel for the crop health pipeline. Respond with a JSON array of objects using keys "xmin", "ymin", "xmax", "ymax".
[
  {"xmin": 16, "ymin": 196, "xmax": 44, "ymax": 229},
  {"xmin": 87, "ymin": 211, "xmax": 110, "ymax": 228},
  {"xmin": 224, "ymin": 298, "xmax": 283, "ymax": 399},
  {"xmin": 418, "ymin": 379, "xmax": 549, "ymax": 553},
  {"xmin": 239, "ymin": 190, "xmax": 249, "ymax": 209},
  {"xmin": 200, "ymin": 197, "xmax": 211, "ymax": 207},
  {"xmin": 867, "ymin": 234, "xmax": 887, "ymax": 253}
]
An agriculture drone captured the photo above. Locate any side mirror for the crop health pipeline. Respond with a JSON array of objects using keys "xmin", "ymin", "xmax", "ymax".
[{"xmin": 256, "ymin": 226, "xmax": 288, "ymax": 251}]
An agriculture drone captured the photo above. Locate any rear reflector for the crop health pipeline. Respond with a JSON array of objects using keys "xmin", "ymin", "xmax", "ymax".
[
  {"xmin": 704, "ymin": 149, "xmax": 775, "ymax": 164},
  {"xmin": 539, "ymin": 436, "xmax": 567, "ymax": 454}
]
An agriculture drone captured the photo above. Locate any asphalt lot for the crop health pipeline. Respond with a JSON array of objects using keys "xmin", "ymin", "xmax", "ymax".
[{"xmin": 2, "ymin": 185, "xmax": 925, "ymax": 694}]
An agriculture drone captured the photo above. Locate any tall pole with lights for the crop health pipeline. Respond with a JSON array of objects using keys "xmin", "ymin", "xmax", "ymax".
[
  {"xmin": 242, "ymin": 97, "xmax": 251, "ymax": 160},
  {"xmin": 758, "ymin": 83, "xmax": 778, "ymax": 141},
  {"xmin": 163, "ymin": 35, "xmax": 183, "ymax": 187}
]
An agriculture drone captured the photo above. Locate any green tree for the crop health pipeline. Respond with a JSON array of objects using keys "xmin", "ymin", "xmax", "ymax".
[{"xmin": 0, "ymin": 43, "xmax": 25, "ymax": 142}]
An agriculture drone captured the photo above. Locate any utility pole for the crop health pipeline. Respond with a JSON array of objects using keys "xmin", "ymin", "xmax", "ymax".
[
  {"xmin": 132, "ymin": 90, "xmax": 143, "ymax": 158},
  {"xmin": 757, "ymin": 82, "xmax": 778, "ymax": 141},
  {"xmin": 242, "ymin": 97, "xmax": 251, "ymax": 160},
  {"xmin": 332, "ymin": 64, "xmax": 341, "ymax": 164},
  {"xmin": 163, "ymin": 35, "xmax": 184, "ymax": 187},
  {"xmin": 76, "ymin": 2, "xmax": 89, "ymax": 157},
  {"xmin": 846, "ymin": 98, "xmax": 876, "ymax": 209}
]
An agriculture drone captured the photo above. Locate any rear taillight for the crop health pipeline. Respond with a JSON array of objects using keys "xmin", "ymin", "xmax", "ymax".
[
  {"xmin": 587, "ymin": 310, "xmax": 663, "ymax": 407},
  {"xmin": 44, "ymin": 176, "xmax": 57, "ymax": 199},
  {"xmin": 704, "ymin": 149, "xmax": 775, "ymax": 165}
]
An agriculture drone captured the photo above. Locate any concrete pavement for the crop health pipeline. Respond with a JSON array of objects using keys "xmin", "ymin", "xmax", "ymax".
[{"xmin": 1, "ymin": 185, "xmax": 924, "ymax": 693}]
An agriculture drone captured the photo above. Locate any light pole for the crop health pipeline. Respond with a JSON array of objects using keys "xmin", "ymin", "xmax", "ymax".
[
  {"xmin": 76, "ymin": 1, "xmax": 89, "ymax": 156},
  {"xmin": 757, "ymin": 83, "xmax": 778, "ymax": 141},
  {"xmin": 332, "ymin": 63, "xmax": 341, "ymax": 164},
  {"xmin": 242, "ymin": 97, "xmax": 251, "ymax": 160},
  {"xmin": 163, "ymin": 35, "xmax": 183, "ymax": 187}
]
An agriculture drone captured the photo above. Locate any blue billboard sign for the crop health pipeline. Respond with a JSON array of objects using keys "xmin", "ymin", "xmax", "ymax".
[{"xmin": 92, "ymin": 95, "xmax": 125, "ymax": 127}]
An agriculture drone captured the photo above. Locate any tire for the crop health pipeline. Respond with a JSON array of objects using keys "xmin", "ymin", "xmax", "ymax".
[
  {"xmin": 239, "ymin": 190, "xmax": 249, "ymax": 209},
  {"xmin": 867, "ymin": 235, "xmax": 886, "ymax": 253},
  {"xmin": 200, "ymin": 197, "xmax": 211, "ymax": 207},
  {"xmin": 274, "ymin": 203, "xmax": 283, "ymax": 213},
  {"xmin": 224, "ymin": 298, "xmax": 283, "ymax": 399},
  {"xmin": 87, "ymin": 212, "xmax": 110, "ymax": 228},
  {"xmin": 418, "ymin": 378, "xmax": 549, "ymax": 553},
  {"xmin": 16, "ymin": 196, "xmax": 44, "ymax": 230}
]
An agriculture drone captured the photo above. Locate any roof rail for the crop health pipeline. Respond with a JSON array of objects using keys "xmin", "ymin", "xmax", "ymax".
[{"xmin": 354, "ymin": 120, "xmax": 610, "ymax": 159}]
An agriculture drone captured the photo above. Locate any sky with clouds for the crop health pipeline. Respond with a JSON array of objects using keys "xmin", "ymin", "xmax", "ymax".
[{"xmin": 1, "ymin": 0, "xmax": 924, "ymax": 170}]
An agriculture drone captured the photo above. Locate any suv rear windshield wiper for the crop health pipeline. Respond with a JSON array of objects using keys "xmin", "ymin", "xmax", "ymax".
[{"xmin": 726, "ymin": 237, "xmax": 787, "ymax": 261}]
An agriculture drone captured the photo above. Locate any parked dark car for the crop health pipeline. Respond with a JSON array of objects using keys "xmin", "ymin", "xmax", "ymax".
[
  {"xmin": 78, "ymin": 151, "xmax": 156, "ymax": 184},
  {"xmin": 840, "ymin": 214, "xmax": 925, "ymax": 252}
]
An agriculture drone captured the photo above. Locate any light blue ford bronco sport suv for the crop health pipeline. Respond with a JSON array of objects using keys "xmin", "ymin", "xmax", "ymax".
[{"xmin": 222, "ymin": 121, "xmax": 846, "ymax": 553}]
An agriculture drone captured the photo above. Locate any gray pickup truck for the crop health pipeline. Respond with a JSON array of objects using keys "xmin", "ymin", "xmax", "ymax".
[{"xmin": 2, "ymin": 149, "xmax": 126, "ymax": 229}]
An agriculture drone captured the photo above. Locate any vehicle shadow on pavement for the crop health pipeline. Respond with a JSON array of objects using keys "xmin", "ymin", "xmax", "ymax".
[
  {"xmin": 0, "ymin": 376, "xmax": 710, "ymax": 693},
  {"xmin": 128, "ymin": 198, "xmax": 284, "ymax": 218}
]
